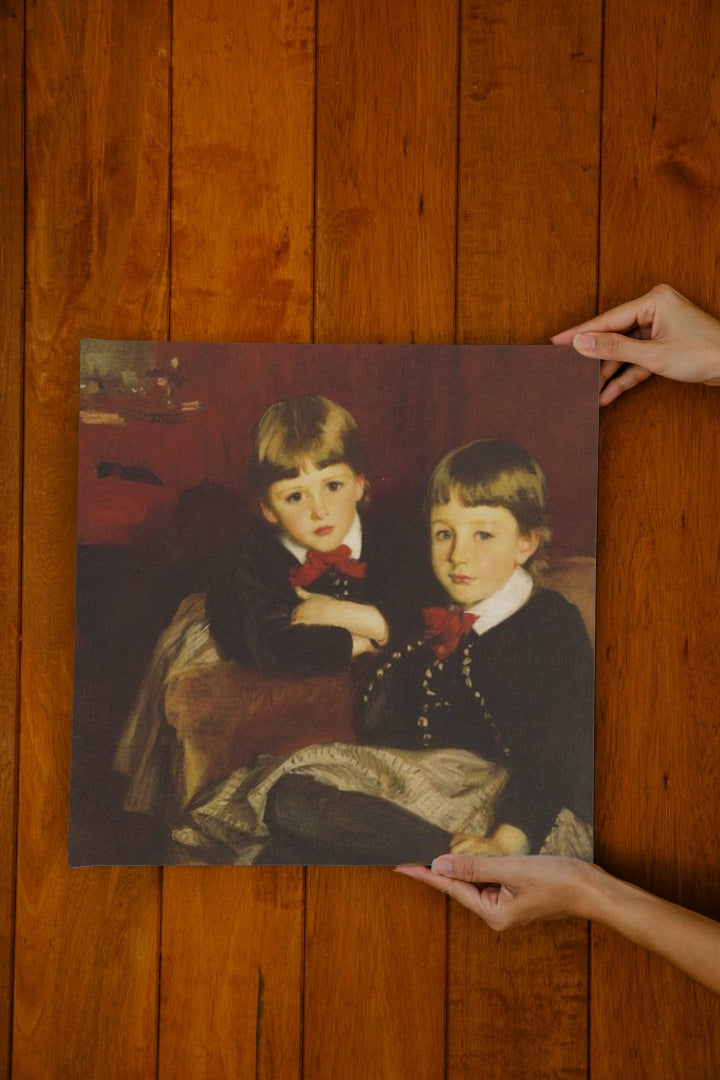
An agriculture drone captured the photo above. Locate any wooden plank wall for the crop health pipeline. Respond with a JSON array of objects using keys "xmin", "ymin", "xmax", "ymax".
[
  {"xmin": 0, "ymin": 2, "xmax": 23, "ymax": 1076},
  {"xmin": 593, "ymin": 3, "xmax": 720, "ymax": 1074},
  {"xmin": 16, "ymin": 2, "xmax": 168, "ymax": 1076},
  {"xmin": 3, "ymin": 0, "xmax": 719, "ymax": 1076}
]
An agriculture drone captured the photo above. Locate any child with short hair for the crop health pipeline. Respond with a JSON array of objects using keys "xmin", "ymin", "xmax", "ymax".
[
  {"xmin": 259, "ymin": 438, "xmax": 594, "ymax": 864},
  {"xmin": 207, "ymin": 394, "xmax": 422, "ymax": 676}
]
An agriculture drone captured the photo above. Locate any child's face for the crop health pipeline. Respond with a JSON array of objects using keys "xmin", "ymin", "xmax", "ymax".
[
  {"xmin": 430, "ymin": 495, "xmax": 540, "ymax": 608},
  {"xmin": 262, "ymin": 459, "xmax": 365, "ymax": 552}
]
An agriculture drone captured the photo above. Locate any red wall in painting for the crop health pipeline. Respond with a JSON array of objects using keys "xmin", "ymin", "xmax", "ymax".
[{"xmin": 78, "ymin": 343, "xmax": 598, "ymax": 558}]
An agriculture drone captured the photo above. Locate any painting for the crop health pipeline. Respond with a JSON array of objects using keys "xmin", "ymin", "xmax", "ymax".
[{"xmin": 70, "ymin": 341, "xmax": 598, "ymax": 866}]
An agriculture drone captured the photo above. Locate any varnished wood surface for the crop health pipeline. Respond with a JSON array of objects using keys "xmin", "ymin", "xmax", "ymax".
[
  {"xmin": 6, "ymin": 1, "xmax": 720, "ymax": 1076},
  {"xmin": 456, "ymin": 0, "xmax": 603, "ymax": 343},
  {"xmin": 592, "ymin": 1, "xmax": 720, "ymax": 1072},
  {"xmin": 0, "ymin": 3, "xmax": 24, "ymax": 1075},
  {"xmin": 314, "ymin": 0, "xmax": 458, "ymax": 346},
  {"xmin": 594, "ymin": 389, "xmax": 720, "ymax": 1076},
  {"xmin": 15, "ymin": 0, "xmax": 169, "ymax": 1075}
]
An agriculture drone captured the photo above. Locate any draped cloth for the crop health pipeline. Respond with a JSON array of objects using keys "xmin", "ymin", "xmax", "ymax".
[
  {"xmin": 114, "ymin": 592, "xmax": 222, "ymax": 814},
  {"xmin": 172, "ymin": 743, "xmax": 593, "ymax": 864},
  {"xmin": 115, "ymin": 580, "xmax": 594, "ymax": 864},
  {"xmin": 172, "ymin": 744, "xmax": 508, "ymax": 863}
]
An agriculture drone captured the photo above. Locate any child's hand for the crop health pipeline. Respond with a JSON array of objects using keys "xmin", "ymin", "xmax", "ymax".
[
  {"xmin": 351, "ymin": 634, "xmax": 381, "ymax": 658},
  {"xmin": 450, "ymin": 823, "xmax": 530, "ymax": 857},
  {"xmin": 551, "ymin": 283, "xmax": 720, "ymax": 405},
  {"xmin": 293, "ymin": 589, "xmax": 389, "ymax": 646}
]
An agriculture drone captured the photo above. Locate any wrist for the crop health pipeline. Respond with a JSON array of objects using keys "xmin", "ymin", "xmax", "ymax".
[
  {"xmin": 571, "ymin": 861, "xmax": 632, "ymax": 922},
  {"xmin": 350, "ymin": 602, "xmax": 388, "ymax": 645}
]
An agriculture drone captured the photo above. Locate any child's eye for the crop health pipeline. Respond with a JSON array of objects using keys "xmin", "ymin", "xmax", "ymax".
[
  {"xmin": 433, "ymin": 529, "xmax": 453, "ymax": 542},
  {"xmin": 285, "ymin": 492, "xmax": 303, "ymax": 504},
  {"xmin": 326, "ymin": 480, "xmax": 344, "ymax": 492},
  {"xmin": 475, "ymin": 531, "xmax": 493, "ymax": 541}
]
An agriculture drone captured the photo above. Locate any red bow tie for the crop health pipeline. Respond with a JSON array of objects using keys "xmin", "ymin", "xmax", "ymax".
[
  {"xmin": 289, "ymin": 545, "xmax": 367, "ymax": 589},
  {"xmin": 422, "ymin": 607, "xmax": 478, "ymax": 660}
]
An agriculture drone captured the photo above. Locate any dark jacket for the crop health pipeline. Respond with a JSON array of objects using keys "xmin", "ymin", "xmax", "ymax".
[
  {"xmin": 207, "ymin": 513, "xmax": 426, "ymax": 677},
  {"xmin": 362, "ymin": 587, "xmax": 594, "ymax": 851}
]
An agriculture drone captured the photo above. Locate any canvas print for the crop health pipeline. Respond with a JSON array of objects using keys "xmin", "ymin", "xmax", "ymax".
[{"xmin": 70, "ymin": 342, "xmax": 598, "ymax": 866}]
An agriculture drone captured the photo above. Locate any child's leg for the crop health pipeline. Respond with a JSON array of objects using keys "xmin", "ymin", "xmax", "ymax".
[{"xmin": 257, "ymin": 773, "xmax": 451, "ymax": 865}]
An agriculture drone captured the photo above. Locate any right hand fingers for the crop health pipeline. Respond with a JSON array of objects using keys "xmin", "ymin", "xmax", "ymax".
[
  {"xmin": 572, "ymin": 332, "xmax": 670, "ymax": 405},
  {"xmin": 551, "ymin": 283, "xmax": 675, "ymax": 342},
  {"xmin": 572, "ymin": 331, "xmax": 661, "ymax": 404},
  {"xmin": 571, "ymin": 330, "xmax": 666, "ymax": 370}
]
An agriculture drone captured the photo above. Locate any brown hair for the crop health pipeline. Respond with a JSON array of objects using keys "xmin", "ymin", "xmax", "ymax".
[{"xmin": 249, "ymin": 395, "xmax": 368, "ymax": 494}]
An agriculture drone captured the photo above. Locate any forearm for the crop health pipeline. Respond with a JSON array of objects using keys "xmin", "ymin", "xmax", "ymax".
[
  {"xmin": 581, "ymin": 865, "xmax": 720, "ymax": 995},
  {"xmin": 248, "ymin": 619, "xmax": 353, "ymax": 674},
  {"xmin": 323, "ymin": 600, "xmax": 389, "ymax": 644}
]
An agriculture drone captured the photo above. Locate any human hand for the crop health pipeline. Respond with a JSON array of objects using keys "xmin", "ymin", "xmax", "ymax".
[
  {"xmin": 351, "ymin": 633, "xmax": 381, "ymax": 658},
  {"xmin": 551, "ymin": 283, "xmax": 720, "ymax": 405},
  {"xmin": 395, "ymin": 854, "xmax": 597, "ymax": 930},
  {"xmin": 398, "ymin": 855, "xmax": 720, "ymax": 994},
  {"xmin": 294, "ymin": 589, "xmax": 389, "ymax": 647}
]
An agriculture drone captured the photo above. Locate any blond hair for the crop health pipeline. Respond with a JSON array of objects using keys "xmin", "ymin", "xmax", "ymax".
[
  {"xmin": 249, "ymin": 395, "xmax": 368, "ymax": 493},
  {"xmin": 427, "ymin": 439, "xmax": 550, "ymax": 546}
]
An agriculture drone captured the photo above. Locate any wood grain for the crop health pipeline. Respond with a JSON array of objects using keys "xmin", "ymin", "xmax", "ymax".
[
  {"xmin": 159, "ymin": 3, "xmax": 315, "ymax": 1076},
  {"xmin": 160, "ymin": 868, "xmax": 304, "ymax": 1079},
  {"xmin": 598, "ymin": 2, "xmax": 720, "ymax": 313},
  {"xmin": 0, "ymin": 2, "xmax": 24, "ymax": 1074},
  {"xmin": 593, "ymin": 2, "xmax": 720, "ymax": 1072},
  {"xmin": 171, "ymin": 0, "xmax": 315, "ymax": 344},
  {"xmin": 306, "ymin": 3, "xmax": 458, "ymax": 1077},
  {"xmin": 457, "ymin": 0, "xmax": 603, "ymax": 344},
  {"xmin": 14, "ymin": 0, "xmax": 170, "ymax": 1075},
  {"xmin": 314, "ymin": 0, "xmax": 458, "ymax": 346},
  {"xmin": 594, "ymin": 389, "xmax": 720, "ymax": 1075},
  {"xmin": 305, "ymin": 868, "xmax": 447, "ymax": 1080}
]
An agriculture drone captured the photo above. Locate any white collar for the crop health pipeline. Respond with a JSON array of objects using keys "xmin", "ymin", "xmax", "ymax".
[
  {"xmin": 466, "ymin": 567, "xmax": 533, "ymax": 637},
  {"xmin": 280, "ymin": 512, "xmax": 363, "ymax": 564}
]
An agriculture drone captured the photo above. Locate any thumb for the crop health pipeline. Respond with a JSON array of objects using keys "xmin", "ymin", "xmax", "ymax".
[
  {"xmin": 431, "ymin": 854, "xmax": 506, "ymax": 883},
  {"xmin": 295, "ymin": 587, "xmax": 312, "ymax": 600},
  {"xmin": 572, "ymin": 331, "xmax": 664, "ymax": 373}
]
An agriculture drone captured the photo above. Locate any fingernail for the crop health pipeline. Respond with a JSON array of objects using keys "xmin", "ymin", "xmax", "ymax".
[
  {"xmin": 574, "ymin": 333, "xmax": 596, "ymax": 351},
  {"xmin": 431, "ymin": 857, "xmax": 453, "ymax": 875}
]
